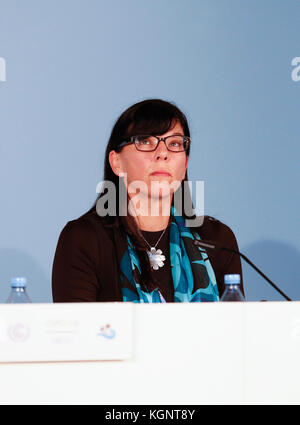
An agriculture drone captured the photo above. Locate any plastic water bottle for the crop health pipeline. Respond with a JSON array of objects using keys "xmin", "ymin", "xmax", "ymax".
[
  {"xmin": 220, "ymin": 274, "xmax": 245, "ymax": 301},
  {"xmin": 5, "ymin": 277, "xmax": 32, "ymax": 303}
]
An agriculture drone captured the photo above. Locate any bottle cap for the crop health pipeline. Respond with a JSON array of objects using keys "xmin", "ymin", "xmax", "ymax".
[
  {"xmin": 11, "ymin": 277, "xmax": 27, "ymax": 288},
  {"xmin": 224, "ymin": 274, "xmax": 240, "ymax": 285}
]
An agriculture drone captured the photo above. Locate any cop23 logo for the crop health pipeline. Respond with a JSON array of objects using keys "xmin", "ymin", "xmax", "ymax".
[
  {"xmin": 97, "ymin": 324, "xmax": 116, "ymax": 339},
  {"xmin": 0, "ymin": 57, "xmax": 6, "ymax": 82},
  {"xmin": 291, "ymin": 57, "xmax": 300, "ymax": 82}
]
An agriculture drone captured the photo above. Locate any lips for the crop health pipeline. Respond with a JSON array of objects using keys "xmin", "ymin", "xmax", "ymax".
[{"xmin": 150, "ymin": 170, "xmax": 171, "ymax": 176}]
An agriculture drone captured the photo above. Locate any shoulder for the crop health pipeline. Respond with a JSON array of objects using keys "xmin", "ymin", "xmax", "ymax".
[
  {"xmin": 193, "ymin": 215, "xmax": 239, "ymax": 249},
  {"xmin": 57, "ymin": 209, "xmax": 111, "ymax": 251},
  {"xmin": 59, "ymin": 215, "xmax": 96, "ymax": 243},
  {"xmin": 60, "ymin": 207, "xmax": 120, "ymax": 253}
]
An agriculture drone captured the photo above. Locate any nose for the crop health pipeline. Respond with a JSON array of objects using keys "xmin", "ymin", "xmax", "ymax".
[{"xmin": 155, "ymin": 140, "xmax": 169, "ymax": 160}]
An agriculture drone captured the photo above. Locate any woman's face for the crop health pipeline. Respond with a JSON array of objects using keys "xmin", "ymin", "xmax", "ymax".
[{"xmin": 109, "ymin": 120, "xmax": 189, "ymax": 204}]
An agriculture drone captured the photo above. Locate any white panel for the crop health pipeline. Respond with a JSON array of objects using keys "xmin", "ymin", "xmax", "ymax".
[
  {"xmin": 244, "ymin": 301, "xmax": 300, "ymax": 404},
  {"xmin": 0, "ymin": 303, "xmax": 133, "ymax": 362}
]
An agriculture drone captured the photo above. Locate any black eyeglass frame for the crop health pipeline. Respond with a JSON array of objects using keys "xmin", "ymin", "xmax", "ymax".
[{"xmin": 116, "ymin": 134, "xmax": 191, "ymax": 152}]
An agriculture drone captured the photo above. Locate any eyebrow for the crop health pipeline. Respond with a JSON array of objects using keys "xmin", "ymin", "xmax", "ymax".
[{"xmin": 158, "ymin": 132, "xmax": 184, "ymax": 137}]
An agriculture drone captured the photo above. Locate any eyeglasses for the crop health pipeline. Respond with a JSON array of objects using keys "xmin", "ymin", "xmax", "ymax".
[{"xmin": 117, "ymin": 134, "xmax": 191, "ymax": 152}]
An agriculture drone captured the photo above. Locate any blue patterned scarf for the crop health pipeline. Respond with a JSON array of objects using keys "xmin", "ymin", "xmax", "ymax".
[{"xmin": 120, "ymin": 206, "xmax": 219, "ymax": 303}]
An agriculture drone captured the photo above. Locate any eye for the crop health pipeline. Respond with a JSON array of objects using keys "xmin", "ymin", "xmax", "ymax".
[
  {"xmin": 136, "ymin": 136, "xmax": 156, "ymax": 146},
  {"xmin": 168, "ymin": 138, "xmax": 183, "ymax": 147}
]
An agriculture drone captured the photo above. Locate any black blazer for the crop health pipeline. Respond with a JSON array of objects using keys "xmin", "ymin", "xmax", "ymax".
[{"xmin": 52, "ymin": 208, "xmax": 244, "ymax": 302}]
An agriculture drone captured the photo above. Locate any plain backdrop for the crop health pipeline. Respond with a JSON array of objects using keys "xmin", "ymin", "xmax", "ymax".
[{"xmin": 0, "ymin": 0, "xmax": 299, "ymax": 302}]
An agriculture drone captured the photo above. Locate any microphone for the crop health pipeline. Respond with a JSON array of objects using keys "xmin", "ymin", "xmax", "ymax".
[{"xmin": 193, "ymin": 239, "xmax": 292, "ymax": 301}]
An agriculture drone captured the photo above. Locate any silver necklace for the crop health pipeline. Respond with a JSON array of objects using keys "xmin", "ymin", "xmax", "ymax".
[{"xmin": 140, "ymin": 227, "xmax": 168, "ymax": 270}]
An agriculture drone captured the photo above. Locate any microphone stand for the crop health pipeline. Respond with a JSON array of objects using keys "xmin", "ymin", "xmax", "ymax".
[{"xmin": 193, "ymin": 240, "xmax": 292, "ymax": 301}]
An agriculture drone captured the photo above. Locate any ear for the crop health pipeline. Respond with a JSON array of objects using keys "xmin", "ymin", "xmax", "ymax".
[
  {"xmin": 109, "ymin": 150, "xmax": 122, "ymax": 176},
  {"xmin": 185, "ymin": 155, "xmax": 189, "ymax": 170}
]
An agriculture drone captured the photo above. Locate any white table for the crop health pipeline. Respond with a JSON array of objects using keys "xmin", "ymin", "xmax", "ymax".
[{"xmin": 0, "ymin": 302, "xmax": 299, "ymax": 404}]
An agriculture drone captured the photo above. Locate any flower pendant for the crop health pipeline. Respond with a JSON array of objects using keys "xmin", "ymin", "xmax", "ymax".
[{"xmin": 147, "ymin": 247, "xmax": 166, "ymax": 270}]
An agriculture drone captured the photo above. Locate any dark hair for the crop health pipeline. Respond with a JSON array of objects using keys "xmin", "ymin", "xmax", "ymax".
[{"xmin": 91, "ymin": 99, "xmax": 195, "ymax": 293}]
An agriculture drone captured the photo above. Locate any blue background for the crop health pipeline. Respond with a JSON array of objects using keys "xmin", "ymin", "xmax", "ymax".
[{"xmin": 0, "ymin": 0, "xmax": 299, "ymax": 302}]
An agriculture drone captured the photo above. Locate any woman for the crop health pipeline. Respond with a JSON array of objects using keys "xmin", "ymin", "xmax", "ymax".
[{"xmin": 52, "ymin": 99, "xmax": 244, "ymax": 302}]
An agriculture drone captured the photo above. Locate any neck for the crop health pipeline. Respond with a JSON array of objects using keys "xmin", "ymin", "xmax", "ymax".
[
  {"xmin": 129, "ymin": 194, "xmax": 172, "ymax": 231},
  {"xmin": 136, "ymin": 214, "xmax": 170, "ymax": 231}
]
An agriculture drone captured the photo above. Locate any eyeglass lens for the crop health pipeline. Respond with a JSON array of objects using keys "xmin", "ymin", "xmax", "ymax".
[{"xmin": 135, "ymin": 135, "xmax": 188, "ymax": 151}]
